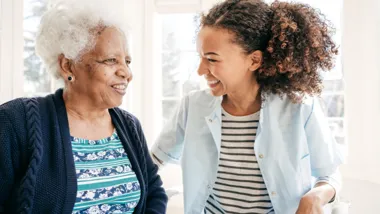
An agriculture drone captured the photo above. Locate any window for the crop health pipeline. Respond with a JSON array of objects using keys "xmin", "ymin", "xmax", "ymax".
[
  {"xmin": 148, "ymin": 3, "xmax": 203, "ymax": 211},
  {"xmin": 0, "ymin": 0, "xmax": 24, "ymax": 104},
  {"xmin": 23, "ymin": 0, "xmax": 51, "ymax": 97},
  {"xmin": 159, "ymin": 13, "xmax": 200, "ymax": 126}
]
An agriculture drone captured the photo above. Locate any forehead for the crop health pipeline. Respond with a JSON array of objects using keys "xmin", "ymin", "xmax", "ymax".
[
  {"xmin": 197, "ymin": 27, "xmax": 236, "ymax": 52},
  {"xmin": 92, "ymin": 27, "xmax": 130, "ymax": 56}
]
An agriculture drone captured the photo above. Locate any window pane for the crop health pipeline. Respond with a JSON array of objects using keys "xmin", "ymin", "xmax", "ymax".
[
  {"xmin": 23, "ymin": 0, "xmax": 49, "ymax": 96},
  {"xmin": 161, "ymin": 14, "xmax": 198, "ymax": 51},
  {"xmin": 321, "ymin": 95, "xmax": 344, "ymax": 117},
  {"xmin": 162, "ymin": 51, "xmax": 200, "ymax": 97},
  {"xmin": 328, "ymin": 119, "xmax": 345, "ymax": 144},
  {"xmin": 323, "ymin": 79, "xmax": 344, "ymax": 92},
  {"xmin": 162, "ymin": 100, "xmax": 180, "ymax": 126}
]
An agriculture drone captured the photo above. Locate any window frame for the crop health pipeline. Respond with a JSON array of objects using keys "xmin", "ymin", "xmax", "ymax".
[
  {"xmin": 0, "ymin": 0, "xmax": 24, "ymax": 104},
  {"xmin": 143, "ymin": 0, "xmax": 204, "ymax": 144}
]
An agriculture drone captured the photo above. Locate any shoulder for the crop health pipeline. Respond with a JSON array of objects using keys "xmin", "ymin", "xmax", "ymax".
[
  {"xmin": 0, "ymin": 98, "xmax": 31, "ymax": 149},
  {"xmin": 264, "ymin": 93, "xmax": 314, "ymax": 110},
  {"xmin": 186, "ymin": 88, "xmax": 219, "ymax": 103},
  {"xmin": 183, "ymin": 89, "xmax": 222, "ymax": 115},
  {"xmin": 0, "ymin": 98, "xmax": 28, "ymax": 125},
  {"xmin": 114, "ymin": 108, "xmax": 139, "ymax": 122},
  {"xmin": 0, "ymin": 94, "xmax": 57, "ymax": 129},
  {"xmin": 112, "ymin": 108, "xmax": 142, "ymax": 130},
  {"xmin": 263, "ymin": 93, "xmax": 316, "ymax": 124},
  {"xmin": 0, "ymin": 98, "xmax": 27, "ymax": 112}
]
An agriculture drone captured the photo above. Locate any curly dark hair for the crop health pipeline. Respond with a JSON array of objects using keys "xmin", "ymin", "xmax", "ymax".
[{"xmin": 200, "ymin": 0, "xmax": 338, "ymax": 102}]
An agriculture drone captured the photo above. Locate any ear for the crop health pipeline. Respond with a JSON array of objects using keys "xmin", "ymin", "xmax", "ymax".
[
  {"xmin": 248, "ymin": 50, "xmax": 263, "ymax": 72},
  {"xmin": 58, "ymin": 54, "xmax": 74, "ymax": 80}
]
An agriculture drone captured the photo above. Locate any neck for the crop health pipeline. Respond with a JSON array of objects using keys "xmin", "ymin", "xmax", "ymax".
[
  {"xmin": 63, "ymin": 89, "xmax": 109, "ymax": 122},
  {"xmin": 223, "ymin": 78, "xmax": 261, "ymax": 116}
]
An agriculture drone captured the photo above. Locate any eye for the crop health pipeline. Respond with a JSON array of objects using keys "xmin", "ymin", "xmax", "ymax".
[
  {"xmin": 103, "ymin": 58, "xmax": 117, "ymax": 64},
  {"xmin": 125, "ymin": 59, "xmax": 131, "ymax": 65},
  {"xmin": 207, "ymin": 58, "xmax": 217, "ymax": 62}
]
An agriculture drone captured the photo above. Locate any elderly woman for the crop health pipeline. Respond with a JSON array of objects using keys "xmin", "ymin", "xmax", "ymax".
[{"xmin": 0, "ymin": 2, "xmax": 167, "ymax": 214}]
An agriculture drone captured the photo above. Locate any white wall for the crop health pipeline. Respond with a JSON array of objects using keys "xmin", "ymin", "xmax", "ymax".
[
  {"xmin": 341, "ymin": 0, "xmax": 380, "ymax": 184},
  {"xmin": 338, "ymin": 0, "xmax": 380, "ymax": 212}
]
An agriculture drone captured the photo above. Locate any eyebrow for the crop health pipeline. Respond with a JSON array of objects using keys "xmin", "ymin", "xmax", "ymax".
[
  {"xmin": 204, "ymin": 52, "xmax": 219, "ymax": 56},
  {"xmin": 101, "ymin": 52, "xmax": 131, "ymax": 59}
]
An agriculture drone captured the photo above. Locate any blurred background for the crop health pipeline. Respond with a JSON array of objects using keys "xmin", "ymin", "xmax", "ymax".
[{"xmin": 0, "ymin": 0, "xmax": 379, "ymax": 213}]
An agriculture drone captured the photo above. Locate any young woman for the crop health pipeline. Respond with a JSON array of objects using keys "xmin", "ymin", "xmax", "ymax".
[{"xmin": 152, "ymin": 0, "xmax": 344, "ymax": 213}]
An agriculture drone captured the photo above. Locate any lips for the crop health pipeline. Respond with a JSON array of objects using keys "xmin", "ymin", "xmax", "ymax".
[
  {"xmin": 111, "ymin": 83, "xmax": 128, "ymax": 95},
  {"xmin": 206, "ymin": 79, "xmax": 221, "ymax": 89},
  {"xmin": 112, "ymin": 84, "xmax": 126, "ymax": 90},
  {"xmin": 207, "ymin": 80, "xmax": 220, "ymax": 85}
]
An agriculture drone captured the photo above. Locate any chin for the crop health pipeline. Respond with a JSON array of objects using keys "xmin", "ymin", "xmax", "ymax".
[
  {"xmin": 106, "ymin": 99, "xmax": 123, "ymax": 109},
  {"xmin": 114, "ymin": 100, "xmax": 123, "ymax": 107},
  {"xmin": 210, "ymin": 89, "xmax": 225, "ymax": 97}
]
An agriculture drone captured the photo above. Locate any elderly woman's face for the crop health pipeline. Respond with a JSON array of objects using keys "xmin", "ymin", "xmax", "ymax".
[{"xmin": 70, "ymin": 27, "xmax": 132, "ymax": 108}]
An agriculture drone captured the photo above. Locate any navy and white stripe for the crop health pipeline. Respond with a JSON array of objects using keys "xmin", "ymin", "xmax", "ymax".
[{"xmin": 205, "ymin": 109, "xmax": 274, "ymax": 214}]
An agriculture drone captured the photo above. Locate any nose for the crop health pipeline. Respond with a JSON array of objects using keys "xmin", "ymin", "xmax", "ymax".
[
  {"xmin": 197, "ymin": 58, "xmax": 209, "ymax": 76},
  {"xmin": 116, "ymin": 65, "xmax": 133, "ymax": 82}
]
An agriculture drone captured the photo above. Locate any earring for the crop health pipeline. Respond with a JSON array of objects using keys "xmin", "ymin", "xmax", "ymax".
[{"xmin": 68, "ymin": 76, "xmax": 74, "ymax": 81}]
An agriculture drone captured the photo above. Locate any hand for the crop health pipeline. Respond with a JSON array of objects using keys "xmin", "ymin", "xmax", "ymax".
[
  {"xmin": 295, "ymin": 194, "xmax": 324, "ymax": 214},
  {"xmin": 296, "ymin": 182, "xmax": 336, "ymax": 214}
]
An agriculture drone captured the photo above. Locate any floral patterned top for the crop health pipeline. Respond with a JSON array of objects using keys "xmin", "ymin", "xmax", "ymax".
[{"xmin": 71, "ymin": 131, "xmax": 141, "ymax": 214}]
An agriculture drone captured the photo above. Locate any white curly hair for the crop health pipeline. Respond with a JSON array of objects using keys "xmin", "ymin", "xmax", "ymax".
[{"xmin": 35, "ymin": 0, "xmax": 129, "ymax": 79}]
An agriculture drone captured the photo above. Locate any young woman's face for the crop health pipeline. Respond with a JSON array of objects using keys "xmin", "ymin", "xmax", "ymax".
[{"xmin": 196, "ymin": 26, "xmax": 258, "ymax": 96}]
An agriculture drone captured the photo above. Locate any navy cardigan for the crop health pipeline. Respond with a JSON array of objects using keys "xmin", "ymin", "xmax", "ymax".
[{"xmin": 0, "ymin": 89, "xmax": 167, "ymax": 214}]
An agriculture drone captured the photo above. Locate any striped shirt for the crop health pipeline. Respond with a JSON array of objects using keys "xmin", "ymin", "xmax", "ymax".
[
  {"xmin": 204, "ymin": 109, "xmax": 274, "ymax": 214},
  {"xmin": 71, "ymin": 131, "xmax": 141, "ymax": 214}
]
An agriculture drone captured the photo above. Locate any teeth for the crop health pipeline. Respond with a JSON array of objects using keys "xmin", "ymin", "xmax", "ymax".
[
  {"xmin": 207, "ymin": 80, "xmax": 220, "ymax": 84},
  {"xmin": 112, "ymin": 84, "xmax": 126, "ymax": 90}
]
